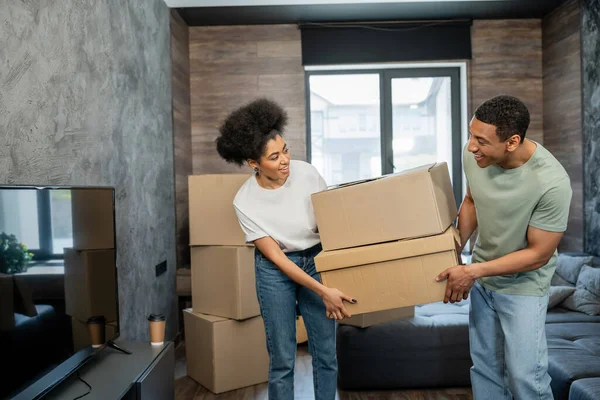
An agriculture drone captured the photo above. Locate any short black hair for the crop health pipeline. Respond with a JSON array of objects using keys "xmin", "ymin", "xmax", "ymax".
[
  {"xmin": 474, "ymin": 95, "xmax": 530, "ymax": 142},
  {"xmin": 216, "ymin": 98, "xmax": 288, "ymax": 166}
]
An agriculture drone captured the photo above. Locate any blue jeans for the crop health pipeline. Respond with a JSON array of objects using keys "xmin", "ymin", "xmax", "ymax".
[
  {"xmin": 255, "ymin": 243, "xmax": 337, "ymax": 400},
  {"xmin": 469, "ymin": 281, "xmax": 553, "ymax": 400}
]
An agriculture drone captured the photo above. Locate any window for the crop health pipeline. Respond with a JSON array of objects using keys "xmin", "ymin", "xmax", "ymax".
[
  {"xmin": 0, "ymin": 189, "xmax": 73, "ymax": 260},
  {"xmin": 49, "ymin": 191, "xmax": 73, "ymax": 254},
  {"xmin": 306, "ymin": 66, "xmax": 464, "ymax": 206},
  {"xmin": 307, "ymin": 73, "xmax": 382, "ymax": 185}
]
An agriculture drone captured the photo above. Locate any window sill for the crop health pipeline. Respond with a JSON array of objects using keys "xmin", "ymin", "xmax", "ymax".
[{"xmin": 16, "ymin": 260, "xmax": 65, "ymax": 275}]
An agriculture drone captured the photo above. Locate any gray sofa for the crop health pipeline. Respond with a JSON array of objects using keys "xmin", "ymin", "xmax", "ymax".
[{"xmin": 336, "ymin": 255, "xmax": 600, "ymax": 400}]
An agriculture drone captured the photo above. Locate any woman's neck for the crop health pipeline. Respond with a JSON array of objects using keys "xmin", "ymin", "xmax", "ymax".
[{"xmin": 255, "ymin": 173, "xmax": 287, "ymax": 190}]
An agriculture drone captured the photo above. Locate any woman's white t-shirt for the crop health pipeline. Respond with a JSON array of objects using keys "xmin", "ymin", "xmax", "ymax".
[{"xmin": 233, "ymin": 160, "xmax": 328, "ymax": 252}]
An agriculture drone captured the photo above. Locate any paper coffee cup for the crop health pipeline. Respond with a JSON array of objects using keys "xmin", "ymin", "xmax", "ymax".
[
  {"xmin": 87, "ymin": 315, "xmax": 106, "ymax": 348},
  {"xmin": 148, "ymin": 314, "xmax": 166, "ymax": 346}
]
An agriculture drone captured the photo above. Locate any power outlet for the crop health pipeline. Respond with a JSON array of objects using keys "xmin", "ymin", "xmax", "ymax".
[{"xmin": 155, "ymin": 260, "xmax": 167, "ymax": 277}]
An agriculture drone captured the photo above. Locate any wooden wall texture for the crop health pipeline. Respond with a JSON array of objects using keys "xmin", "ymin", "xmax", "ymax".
[
  {"xmin": 170, "ymin": 10, "xmax": 193, "ymax": 266},
  {"xmin": 189, "ymin": 25, "xmax": 306, "ymax": 175},
  {"xmin": 470, "ymin": 20, "xmax": 544, "ymax": 144},
  {"xmin": 542, "ymin": 0, "xmax": 583, "ymax": 252}
]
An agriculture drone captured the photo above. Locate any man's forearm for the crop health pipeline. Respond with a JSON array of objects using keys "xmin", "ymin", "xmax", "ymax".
[
  {"xmin": 467, "ymin": 247, "xmax": 551, "ymax": 279},
  {"xmin": 457, "ymin": 196, "xmax": 477, "ymax": 252}
]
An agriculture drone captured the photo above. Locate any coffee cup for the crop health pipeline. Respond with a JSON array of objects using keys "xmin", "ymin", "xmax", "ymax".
[
  {"xmin": 87, "ymin": 315, "xmax": 106, "ymax": 348},
  {"xmin": 148, "ymin": 314, "xmax": 166, "ymax": 346}
]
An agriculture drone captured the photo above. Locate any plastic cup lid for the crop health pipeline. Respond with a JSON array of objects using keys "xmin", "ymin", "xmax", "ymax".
[
  {"xmin": 87, "ymin": 315, "xmax": 106, "ymax": 324},
  {"xmin": 148, "ymin": 313, "xmax": 165, "ymax": 322}
]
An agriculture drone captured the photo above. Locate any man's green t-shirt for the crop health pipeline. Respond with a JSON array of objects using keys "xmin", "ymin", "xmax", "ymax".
[{"xmin": 464, "ymin": 141, "xmax": 572, "ymax": 296}]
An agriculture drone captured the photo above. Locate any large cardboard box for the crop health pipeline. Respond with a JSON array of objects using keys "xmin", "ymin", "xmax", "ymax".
[
  {"xmin": 339, "ymin": 306, "xmax": 415, "ymax": 328},
  {"xmin": 0, "ymin": 273, "xmax": 14, "ymax": 331},
  {"xmin": 312, "ymin": 162, "xmax": 457, "ymax": 251},
  {"xmin": 191, "ymin": 246, "xmax": 259, "ymax": 320},
  {"xmin": 71, "ymin": 317, "xmax": 118, "ymax": 352},
  {"xmin": 189, "ymin": 175, "xmax": 251, "ymax": 246},
  {"xmin": 64, "ymin": 248, "xmax": 117, "ymax": 322},
  {"xmin": 183, "ymin": 309, "xmax": 268, "ymax": 394},
  {"xmin": 71, "ymin": 189, "xmax": 115, "ymax": 250},
  {"xmin": 315, "ymin": 226, "xmax": 461, "ymax": 315}
]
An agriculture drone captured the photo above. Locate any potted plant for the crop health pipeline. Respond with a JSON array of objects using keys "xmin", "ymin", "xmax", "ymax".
[{"xmin": 0, "ymin": 233, "xmax": 34, "ymax": 274}]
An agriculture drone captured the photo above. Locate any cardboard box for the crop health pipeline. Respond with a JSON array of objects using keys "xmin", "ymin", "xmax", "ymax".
[
  {"xmin": 183, "ymin": 309, "xmax": 268, "ymax": 394},
  {"xmin": 296, "ymin": 316, "xmax": 308, "ymax": 344},
  {"xmin": 71, "ymin": 189, "xmax": 115, "ymax": 250},
  {"xmin": 64, "ymin": 248, "xmax": 117, "ymax": 322},
  {"xmin": 339, "ymin": 306, "xmax": 415, "ymax": 328},
  {"xmin": 191, "ymin": 246, "xmax": 259, "ymax": 320},
  {"xmin": 312, "ymin": 162, "xmax": 457, "ymax": 251},
  {"xmin": 176, "ymin": 268, "xmax": 191, "ymax": 296},
  {"xmin": 71, "ymin": 317, "xmax": 118, "ymax": 352},
  {"xmin": 189, "ymin": 175, "xmax": 251, "ymax": 246},
  {"xmin": 315, "ymin": 226, "xmax": 461, "ymax": 315},
  {"xmin": 0, "ymin": 273, "xmax": 14, "ymax": 331}
]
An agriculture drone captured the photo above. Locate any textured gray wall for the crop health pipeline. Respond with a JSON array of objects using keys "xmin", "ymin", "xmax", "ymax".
[
  {"xmin": 582, "ymin": 0, "xmax": 600, "ymax": 257},
  {"xmin": 0, "ymin": 1, "xmax": 177, "ymax": 340}
]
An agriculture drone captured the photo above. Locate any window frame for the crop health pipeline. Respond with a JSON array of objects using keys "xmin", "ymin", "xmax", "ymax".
[{"xmin": 305, "ymin": 66, "xmax": 463, "ymax": 206}]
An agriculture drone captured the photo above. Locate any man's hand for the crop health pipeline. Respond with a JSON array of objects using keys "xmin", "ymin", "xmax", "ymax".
[{"xmin": 436, "ymin": 265, "xmax": 477, "ymax": 303}]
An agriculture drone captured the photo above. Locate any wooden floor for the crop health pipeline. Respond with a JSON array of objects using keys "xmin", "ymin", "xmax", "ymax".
[{"xmin": 175, "ymin": 342, "xmax": 473, "ymax": 400}]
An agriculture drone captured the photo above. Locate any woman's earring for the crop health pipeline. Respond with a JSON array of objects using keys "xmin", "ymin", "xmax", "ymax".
[{"xmin": 254, "ymin": 167, "xmax": 259, "ymax": 173}]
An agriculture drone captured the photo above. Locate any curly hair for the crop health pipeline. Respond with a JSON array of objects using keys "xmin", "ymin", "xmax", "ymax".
[
  {"xmin": 216, "ymin": 98, "xmax": 289, "ymax": 166},
  {"xmin": 474, "ymin": 95, "xmax": 530, "ymax": 142}
]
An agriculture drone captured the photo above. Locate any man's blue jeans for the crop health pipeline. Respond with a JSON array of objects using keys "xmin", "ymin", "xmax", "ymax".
[{"xmin": 469, "ymin": 281, "xmax": 553, "ymax": 399}]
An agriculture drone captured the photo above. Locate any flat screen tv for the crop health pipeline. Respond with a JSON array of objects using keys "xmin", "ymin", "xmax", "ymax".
[{"xmin": 0, "ymin": 186, "xmax": 119, "ymax": 399}]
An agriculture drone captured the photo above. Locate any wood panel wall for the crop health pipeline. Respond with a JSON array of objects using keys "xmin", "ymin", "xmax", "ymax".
[
  {"xmin": 542, "ymin": 0, "xmax": 583, "ymax": 252},
  {"xmin": 189, "ymin": 25, "xmax": 306, "ymax": 174},
  {"xmin": 470, "ymin": 20, "xmax": 544, "ymax": 144},
  {"xmin": 170, "ymin": 10, "xmax": 193, "ymax": 267}
]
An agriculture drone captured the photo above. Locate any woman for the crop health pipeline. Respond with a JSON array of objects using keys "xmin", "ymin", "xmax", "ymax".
[{"xmin": 216, "ymin": 98, "xmax": 355, "ymax": 400}]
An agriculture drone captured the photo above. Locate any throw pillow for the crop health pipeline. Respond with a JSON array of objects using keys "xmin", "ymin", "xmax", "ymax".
[
  {"xmin": 562, "ymin": 266, "xmax": 600, "ymax": 316},
  {"xmin": 547, "ymin": 286, "xmax": 576, "ymax": 309},
  {"xmin": 551, "ymin": 254, "xmax": 594, "ymax": 286},
  {"xmin": 551, "ymin": 273, "xmax": 572, "ymax": 287}
]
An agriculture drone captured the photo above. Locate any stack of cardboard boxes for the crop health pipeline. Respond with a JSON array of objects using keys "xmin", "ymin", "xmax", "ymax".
[
  {"xmin": 63, "ymin": 189, "xmax": 118, "ymax": 351},
  {"xmin": 184, "ymin": 175, "xmax": 266, "ymax": 394},
  {"xmin": 185, "ymin": 174, "xmax": 309, "ymax": 393},
  {"xmin": 311, "ymin": 162, "xmax": 461, "ymax": 327}
]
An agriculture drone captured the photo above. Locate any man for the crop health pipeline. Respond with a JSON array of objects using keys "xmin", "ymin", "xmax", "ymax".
[{"xmin": 436, "ymin": 95, "xmax": 572, "ymax": 399}]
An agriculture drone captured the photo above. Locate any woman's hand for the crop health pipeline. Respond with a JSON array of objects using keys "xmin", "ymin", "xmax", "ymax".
[{"xmin": 320, "ymin": 287, "xmax": 356, "ymax": 320}]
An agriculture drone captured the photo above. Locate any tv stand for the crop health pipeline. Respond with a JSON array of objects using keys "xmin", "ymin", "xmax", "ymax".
[
  {"xmin": 106, "ymin": 340, "xmax": 133, "ymax": 355},
  {"xmin": 43, "ymin": 340, "xmax": 174, "ymax": 399}
]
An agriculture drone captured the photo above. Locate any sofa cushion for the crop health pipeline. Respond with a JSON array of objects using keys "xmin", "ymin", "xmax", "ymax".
[
  {"xmin": 546, "ymin": 307, "xmax": 600, "ymax": 324},
  {"xmin": 416, "ymin": 300, "xmax": 470, "ymax": 317},
  {"xmin": 562, "ymin": 266, "xmax": 600, "ymax": 316},
  {"xmin": 548, "ymin": 286, "xmax": 576, "ymax": 309},
  {"xmin": 551, "ymin": 254, "xmax": 594, "ymax": 286},
  {"xmin": 569, "ymin": 378, "xmax": 600, "ymax": 400},
  {"xmin": 547, "ymin": 323, "xmax": 600, "ymax": 399}
]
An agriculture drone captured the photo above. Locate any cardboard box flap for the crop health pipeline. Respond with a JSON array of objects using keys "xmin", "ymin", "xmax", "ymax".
[
  {"xmin": 323, "ymin": 163, "xmax": 439, "ymax": 192},
  {"xmin": 430, "ymin": 163, "xmax": 459, "ymax": 231},
  {"xmin": 183, "ymin": 308, "xmax": 229, "ymax": 323},
  {"xmin": 315, "ymin": 225, "xmax": 460, "ymax": 273}
]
